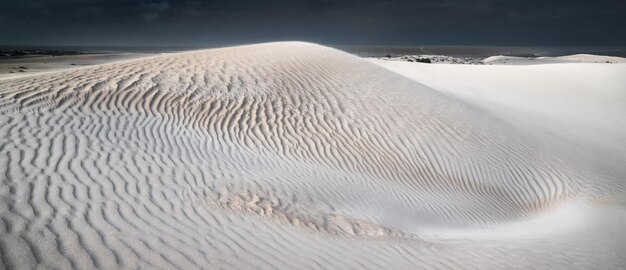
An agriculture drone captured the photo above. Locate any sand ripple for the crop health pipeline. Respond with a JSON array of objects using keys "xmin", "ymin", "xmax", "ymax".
[{"xmin": 0, "ymin": 42, "xmax": 623, "ymax": 269}]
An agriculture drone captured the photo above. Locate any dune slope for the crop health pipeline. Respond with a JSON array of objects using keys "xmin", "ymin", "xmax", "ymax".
[{"xmin": 1, "ymin": 42, "xmax": 624, "ymax": 269}]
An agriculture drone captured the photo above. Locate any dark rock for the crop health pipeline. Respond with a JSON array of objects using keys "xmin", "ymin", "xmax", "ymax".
[{"xmin": 0, "ymin": 49, "xmax": 83, "ymax": 59}]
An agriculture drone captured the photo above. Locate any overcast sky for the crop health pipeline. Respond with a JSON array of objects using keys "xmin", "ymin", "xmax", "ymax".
[{"xmin": 1, "ymin": 0, "xmax": 625, "ymax": 46}]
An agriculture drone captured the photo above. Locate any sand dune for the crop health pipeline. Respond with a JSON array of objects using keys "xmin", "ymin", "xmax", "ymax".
[
  {"xmin": 482, "ymin": 54, "xmax": 626, "ymax": 65},
  {"xmin": 1, "ymin": 42, "xmax": 625, "ymax": 269},
  {"xmin": 0, "ymin": 53, "xmax": 154, "ymax": 80},
  {"xmin": 370, "ymin": 59, "xmax": 626, "ymax": 177}
]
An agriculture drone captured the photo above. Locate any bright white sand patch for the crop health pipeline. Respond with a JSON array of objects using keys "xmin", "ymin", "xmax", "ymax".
[
  {"xmin": 370, "ymin": 59, "xmax": 626, "ymax": 164},
  {"xmin": 416, "ymin": 199, "xmax": 590, "ymax": 240},
  {"xmin": 1, "ymin": 42, "xmax": 625, "ymax": 269},
  {"xmin": 482, "ymin": 54, "xmax": 626, "ymax": 65}
]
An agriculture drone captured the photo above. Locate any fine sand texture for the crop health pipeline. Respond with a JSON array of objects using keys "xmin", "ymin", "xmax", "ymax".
[
  {"xmin": 1, "ymin": 42, "xmax": 625, "ymax": 269},
  {"xmin": 0, "ymin": 53, "xmax": 154, "ymax": 80}
]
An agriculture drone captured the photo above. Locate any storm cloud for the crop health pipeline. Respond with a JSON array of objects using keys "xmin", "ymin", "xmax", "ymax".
[{"xmin": 1, "ymin": 0, "xmax": 625, "ymax": 46}]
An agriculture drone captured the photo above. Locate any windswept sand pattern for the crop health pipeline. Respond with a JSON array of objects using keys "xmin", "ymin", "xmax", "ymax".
[{"xmin": 1, "ymin": 42, "xmax": 624, "ymax": 269}]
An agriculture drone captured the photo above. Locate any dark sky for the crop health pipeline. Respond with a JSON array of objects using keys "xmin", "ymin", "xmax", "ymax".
[{"xmin": 1, "ymin": 0, "xmax": 625, "ymax": 46}]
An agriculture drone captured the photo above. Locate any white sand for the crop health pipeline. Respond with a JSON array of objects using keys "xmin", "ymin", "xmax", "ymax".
[
  {"xmin": 1, "ymin": 42, "xmax": 625, "ymax": 269},
  {"xmin": 369, "ymin": 59, "xmax": 626, "ymax": 170},
  {"xmin": 0, "ymin": 52, "xmax": 154, "ymax": 80},
  {"xmin": 482, "ymin": 54, "xmax": 626, "ymax": 65}
]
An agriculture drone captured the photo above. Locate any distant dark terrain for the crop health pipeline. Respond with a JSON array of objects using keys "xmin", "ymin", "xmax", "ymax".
[
  {"xmin": 1, "ymin": 44, "xmax": 624, "ymax": 78},
  {"xmin": 337, "ymin": 45, "xmax": 626, "ymax": 58},
  {"xmin": 0, "ymin": 49, "xmax": 84, "ymax": 59},
  {"xmin": 2, "ymin": 45, "xmax": 626, "ymax": 60}
]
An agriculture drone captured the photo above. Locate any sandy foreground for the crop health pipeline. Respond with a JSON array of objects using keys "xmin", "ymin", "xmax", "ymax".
[
  {"xmin": 1, "ymin": 42, "xmax": 625, "ymax": 269},
  {"xmin": 0, "ymin": 52, "xmax": 155, "ymax": 80}
]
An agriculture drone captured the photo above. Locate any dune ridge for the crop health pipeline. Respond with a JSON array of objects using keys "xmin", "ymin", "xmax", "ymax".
[{"xmin": 1, "ymin": 42, "xmax": 624, "ymax": 269}]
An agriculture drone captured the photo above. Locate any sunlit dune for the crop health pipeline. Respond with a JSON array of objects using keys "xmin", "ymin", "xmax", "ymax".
[{"xmin": 1, "ymin": 42, "xmax": 625, "ymax": 269}]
